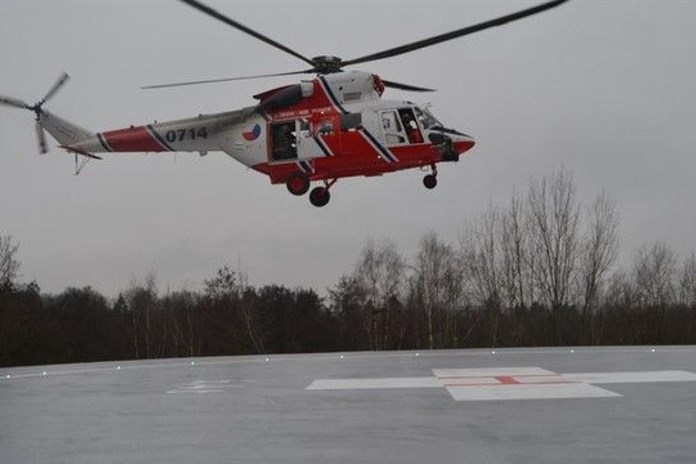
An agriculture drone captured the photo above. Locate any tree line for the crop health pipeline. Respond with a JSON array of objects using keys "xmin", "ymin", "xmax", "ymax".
[{"xmin": 2, "ymin": 170, "xmax": 695, "ymax": 367}]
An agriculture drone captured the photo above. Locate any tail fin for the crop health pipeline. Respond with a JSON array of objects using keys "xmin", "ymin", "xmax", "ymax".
[{"xmin": 40, "ymin": 111, "xmax": 95, "ymax": 147}]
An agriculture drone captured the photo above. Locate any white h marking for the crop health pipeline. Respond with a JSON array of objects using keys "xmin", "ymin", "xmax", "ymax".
[{"xmin": 306, "ymin": 367, "xmax": 696, "ymax": 401}]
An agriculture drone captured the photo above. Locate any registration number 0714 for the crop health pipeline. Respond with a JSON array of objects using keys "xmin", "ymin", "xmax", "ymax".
[{"xmin": 165, "ymin": 127, "xmax": 208, "ymax": 143}]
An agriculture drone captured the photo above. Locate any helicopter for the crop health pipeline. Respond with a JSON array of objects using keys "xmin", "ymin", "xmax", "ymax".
[{"xmin": 0, "ymin": 0, "xmax": 569, "ymax": 207}]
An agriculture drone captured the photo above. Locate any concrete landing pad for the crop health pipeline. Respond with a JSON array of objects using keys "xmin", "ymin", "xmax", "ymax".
[{"xmin": 2, "ymin": 346, "xmax": 696, "ymax": 463}]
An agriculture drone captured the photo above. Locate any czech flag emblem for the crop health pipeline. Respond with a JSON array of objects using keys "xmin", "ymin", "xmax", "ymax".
[{"xmin": 242, "ymin": 123, "xmax": 262, "ymax": 141}]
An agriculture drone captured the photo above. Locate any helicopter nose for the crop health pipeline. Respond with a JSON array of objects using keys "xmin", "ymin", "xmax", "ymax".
[{"xmin": 453, "ymin": 133, "xmax": 475, "ymax": 154}]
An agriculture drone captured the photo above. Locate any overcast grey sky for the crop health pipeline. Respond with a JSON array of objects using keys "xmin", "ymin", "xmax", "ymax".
[{"xmin": 1, "ymin": 0, "xmax": 695, "ymax": 296}]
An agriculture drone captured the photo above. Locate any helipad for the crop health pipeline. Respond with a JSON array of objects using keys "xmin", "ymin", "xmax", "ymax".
[
  {"xmin": 308, "ymin": 365, "xmax": 696, "ymax": 401},
  {"xmin": 2, "ymin": 346, "xmax": 696, "ymax": 463}
]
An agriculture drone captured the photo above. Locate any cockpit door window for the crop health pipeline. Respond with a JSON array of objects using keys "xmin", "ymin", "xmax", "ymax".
[
  {"xmin": 398, "ymin": 108, "xmax": 424, "ymax": 144},
  {"xmin": 380, "ymin": 110, "xmax": 406, "ymax": 146}
]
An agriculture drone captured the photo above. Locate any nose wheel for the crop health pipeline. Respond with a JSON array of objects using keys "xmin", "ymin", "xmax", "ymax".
[
  {"xmin": 308, "ymin": 178, "xmax": 336, "ymax": 207},
  {"xmin": 423, "ymin": 164, "xmax": 438, "ymax": 189},
  {"xmin": 309, "ymin": 186, "xmax": 330, "ymax": 207},
  {"xmin": 423, "ymin": 174, "xmax": 437, "ymax": 189}
]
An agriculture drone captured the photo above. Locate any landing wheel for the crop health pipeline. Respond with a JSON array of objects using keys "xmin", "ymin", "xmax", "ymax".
[
  {"xmin": 286, "ymin": 172, "xmax": 310, "ymax": 196},
  {"xmin": 309, "ymin": 186, "xmax": 331, "ymax": 207},
  {"xmin": 423, "ymin": 174, "xmax": 438, "ymax": 189}
]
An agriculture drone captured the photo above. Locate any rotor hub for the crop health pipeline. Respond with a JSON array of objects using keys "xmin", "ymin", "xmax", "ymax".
[
  {"xmin": 30, "ymin": 103, "xmax": 44, "ymax": 119},
  {"xmin": 311, "ymin": 55, "xmax": 344, "ymax": 74}
]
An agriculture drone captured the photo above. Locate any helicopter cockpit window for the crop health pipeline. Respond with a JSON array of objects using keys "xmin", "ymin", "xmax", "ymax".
[
  {"xmin": 414, "ymin": 107, "xmax": 441, "ymax": 130},
  {"xmin": 398, "ymin": 108, "xmax": 424, "ymax": 144},
  {"xmin": 270, "ymin": 121, "xmax": 297, "ymax": 161}
]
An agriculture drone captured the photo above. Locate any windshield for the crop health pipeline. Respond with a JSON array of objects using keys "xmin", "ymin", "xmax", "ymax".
[{"xmin": 414, "ymin": 107, "xmax": 441, "ymax": 130}]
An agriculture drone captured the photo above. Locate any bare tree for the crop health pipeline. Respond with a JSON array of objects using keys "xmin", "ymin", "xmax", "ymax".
[
  {"xmin": 527, "ymin": 170, "xmax": 581, "ymax": 343},
  {"xmin": 460, "ymin": 205, "xmax": 501, "ymax": 308},
  {"xmin": 0, "ymin": 235, "xmax": 20, "ymax": 287},
  {"xmin": 604, "ymin": 271, "xmax": 634, "ymax": 309},
  {"xmin": 632, "ymin": 242, "xmax": 678, "ymax": 343},
  {"xmin": 678, "ymin": 252, "xmax": 696, "ymax": 342},
  {"xmin": 579, "ymin": 191, "xmax": 619, "ymax": 321},
  {"xmin": 205, "ymin": 265, "xmax": 264, "ymax": 353},
  {"xmin": 143, "ymin": 271, "xmax": 158, "ymax": 357},
  {"xmin": 499, "ymin": 189, "xmax": 532, "ymax": 309},
  {"xmin": 633, "ymin": 242, "xmax": 677, "ymax": 308},
  {"xmin": 459, "ymin": 205, "xmax": 505, "ymax": 345},
  {"xmin": 163, "ymin": 290, "xmax": 201, "ymax": 357},
  {"xmin": 527, "ymin": 170, "xmax": 581, "ymax": 310},
  {"xmin": 352, "ymin": 238, "xmax": 406, "ymax": 350},
  {"xmin": 414, "ymin": 232, "xmax": 464, "ymax": 349},
  {"xmin": 679, "ymin": 252, "xmax": 696, "ymax": 307},
  {"xmin": 124, "ymin": 271, "xmax": 159, "ymax": 358},
  {"xmin": 328, "ymin": 275, "xmax": 367, "ymax": 349}
]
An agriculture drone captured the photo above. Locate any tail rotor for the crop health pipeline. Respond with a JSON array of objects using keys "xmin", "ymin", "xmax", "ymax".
[{"xmin": 0, "ymin": 72, "xmax": 70, "ymax": 154}]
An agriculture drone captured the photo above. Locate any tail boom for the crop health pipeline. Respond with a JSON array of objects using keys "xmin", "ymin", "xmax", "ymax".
[{"xmin": 65, "ymin": 108, "xmax": 255, "ymax": 155}]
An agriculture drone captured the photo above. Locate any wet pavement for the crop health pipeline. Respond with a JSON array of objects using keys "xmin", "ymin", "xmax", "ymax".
[{"xmin": 2, "ymin": 346, "xmax": 696, "ymax": 463}]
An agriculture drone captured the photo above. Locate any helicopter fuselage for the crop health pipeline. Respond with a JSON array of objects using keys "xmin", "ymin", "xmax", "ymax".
[
  {"xmin": 64, "ymin": 71, "xmax": 474, "ymax": 188},
  {"xmin": 2, "ymin": 0, "xmax": 571, "ymax": 206}
]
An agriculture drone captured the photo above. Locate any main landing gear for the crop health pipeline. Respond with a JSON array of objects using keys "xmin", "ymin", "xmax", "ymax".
[
  {"xmin": 423, "ymin": 164, "xmax": 438, "ymax": 190},
  {"xmin": 286, "ymin": 172, "xmax": 310, "ymax": 196},
  {"xmin": 286, "ymin": 172, "xmax": 336, "ymax": 207},
  {"xmin": 286, "ymin": 163, "xmax": 439, "ymax": 207}
]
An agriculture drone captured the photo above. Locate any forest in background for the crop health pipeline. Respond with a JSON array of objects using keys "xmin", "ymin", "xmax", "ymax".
[{"xmin": 2, "ymin": 170, "xmax": 695, "ymax": 367}]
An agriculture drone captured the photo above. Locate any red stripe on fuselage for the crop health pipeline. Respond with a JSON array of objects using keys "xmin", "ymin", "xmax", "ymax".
[
  {"xmin": 253, "ymin": 138, "xmax": 477, "ymax": 184},
  {"xmin": 102, "ymin": 126, "xmax": 165, "ymax": 152}
]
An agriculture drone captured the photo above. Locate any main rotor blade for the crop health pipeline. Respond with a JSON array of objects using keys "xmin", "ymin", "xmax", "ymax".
[
  {"xmin": 382, "ymin": 80, "xmax": 435, "ymax": 92},
  {"xmin": 179, "ymin": 0, "xmax": 316, "ymax": 68},
  {"xmin": 40, "ymin": 72, "xmax": 70, "ymax": 105},
  {"xmin": 0, "ymin": 95, "xmax": 30, "ymax": 109},
  {"xmin": 342, "ymin": 0, "xmax": 570, "ymax": 67},
  {"xmin": 35, "ymin": 120, "xmax": 48, "ymax": 154},
  {"xmin": 141, "ymin": 70, "xmax": 313, "ymax": 90}
]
